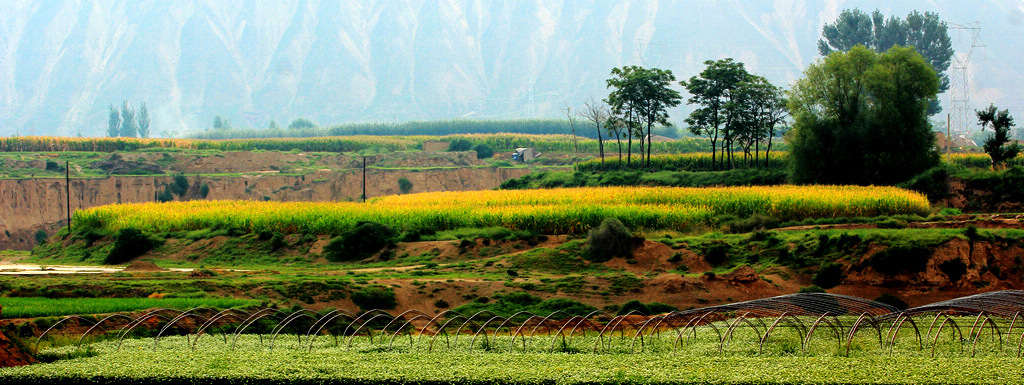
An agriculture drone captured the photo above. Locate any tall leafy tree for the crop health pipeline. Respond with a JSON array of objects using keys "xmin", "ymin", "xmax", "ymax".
[
  {"xmin": 977, "ymin": 105, "xmax": 1018, "ymax": 168},
  {"xmin": 728, "ymin": 76, "xmax": 787, "ymax": 167},
  {"xmin": 137, "ymin": 102, "xmax": 151, "ymax": 138},
  {"xmin": 606, "ymin": 66, "xmax": 681, "ymax": 167},
  {"xmin": 119, "ymin": 100, "xmax": 137, "ymax": 137},
  {"xmin": 107, "ymin": 104, "xmax": 121, "ymax": 137},
  {"xmin": 818, "ymin": 9, "xmax": 953, "ymax": 115},
  {"xmin": 681, "ymin": 59, "xmax": 748, "ymax": 170},
  {"xmin": 789, "ymin": 45, "xmax": 939, "ymax": 185}
]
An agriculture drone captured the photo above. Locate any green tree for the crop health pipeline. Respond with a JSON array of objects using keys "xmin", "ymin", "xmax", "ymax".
[
  {"xmin": 606, "ymin": 66, "xmax": 681, "ymax": 167},
  {"xmin": 213, "ymin": 115, "xmax": 230, "ymax": 130},
  {"xmin": 727, "ymin": 75, "xmax": 787, "ymax": 168},
  {"xmin": 977, "ymin": 104, "xmax": 1018, "ymax": 168},
  {"xmin": 818, "ymin": 9, "xmax": 953, "ymax": 115},
  {"xmin": 681, "ymin": 59, "xmax": 749, "ymax": 170},
  {"xmin": 137, "ymin": 102, "xmax": 151, "ymax": 138},
  {"xmin": 288, "ymin": 118, "xmax": 316, "ymax": 130},
  {"xmin": 107, "ymin": 104, "xmax": 121, "ymax": 137},
  {"xmin": 119, "ymin": 100, "xmax": 137, "ymax": 137},
  {"xmin": 398, "ymin": 177, "xmax": 413, "ymax": 194},
  {"xmin": 789, "ymin": 45, "xmax": 940, "ymax": 185}
]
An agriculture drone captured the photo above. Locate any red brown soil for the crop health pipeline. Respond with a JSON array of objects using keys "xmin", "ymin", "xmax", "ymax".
[
  {"xmin": 0, "ymin": 327, "xmax": 36, "ymax": 367},
  {"xmin": 123, "ymin": 261, "xmax": 167, "ymax": 272}
]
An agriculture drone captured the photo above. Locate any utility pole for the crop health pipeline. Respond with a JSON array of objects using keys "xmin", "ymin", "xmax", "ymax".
[
  {"xmin": 65, "ymin": 161, "xmax": 71, "ymax": 229},
  {"xmin": 362, "ymin": 156, "xmax": 367, "ymax": 203}
]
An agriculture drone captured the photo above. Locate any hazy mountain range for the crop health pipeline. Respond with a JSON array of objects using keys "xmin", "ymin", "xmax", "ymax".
[{"xmin": 1, "ymin": 0, "xmax": 1022, "ymax": 137}]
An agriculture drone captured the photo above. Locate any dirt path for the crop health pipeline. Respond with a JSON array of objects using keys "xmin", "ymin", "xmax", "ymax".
[{"xmin": 774, "ymin": 215, "xmax": 1024, "ymax": 232}]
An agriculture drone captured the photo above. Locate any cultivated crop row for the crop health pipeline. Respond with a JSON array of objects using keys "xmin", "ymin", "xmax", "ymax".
[{"xmin": 72, "ymin": 186, "xmax": 930, "ymax": 235}]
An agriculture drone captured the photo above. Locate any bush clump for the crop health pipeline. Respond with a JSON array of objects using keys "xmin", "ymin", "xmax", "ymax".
[
  {"xmin": 811, "ymin": 262, "xmax": 844, "ymax": 289},
  {"xmin": 874, "ymin": 293, "xmax": 909, "ymax": 310},
  {"xmin": 938, "ymin": 259, "xmax": 968, "ymax": 283},
  {"xmin": 105, "ymin": 227, "xmax": 158, "ymax": 264},
  {"xmin": 869, "ymin": 245, "xmax": 932, "ymax": 275},
  {"xmin": 350, "ymin": 286, "xmax": 397, "ymax": 311},
  {"xmin": 447, "ymin": 138, "xmax": 473, "ymax": 152},
  {"xmin": 472, "ymin": 143, "xmax": 494, "ymax": 159},
  {"xmin": 583, "ymin": 218, "xmax": 636, "ymax": 262},
  {"xmin": 323, "ymin": 222, "xmax": 396, "ymax": 262}
]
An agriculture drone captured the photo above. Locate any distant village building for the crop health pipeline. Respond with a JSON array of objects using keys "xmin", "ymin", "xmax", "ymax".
[
  {"xmin": 422, "ymin": 141, "xmax": 450, "ymax": 152},
  {"xmin": 934, "ymin": 132, "xmax": 978, "ymax": 150},
  {"xmin": 512, "ymin": 148, "xmax": 540, "ymax": 162}
]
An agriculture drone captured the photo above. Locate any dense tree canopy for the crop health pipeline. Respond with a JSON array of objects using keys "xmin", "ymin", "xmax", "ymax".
[
  {"xmin": 818, "ymin": 9, "xmax": 952, "ymax": 115},
  {"xmin": 682, "ymin": 59, "xmax": 785, "ymax": 170},
  {"xmin": 788, "ymin": 45, "xmax": 940, "ymax": 185},
  {"xmin": 605, "ymin": 66, "xmax": 681, "ymax": 167}
]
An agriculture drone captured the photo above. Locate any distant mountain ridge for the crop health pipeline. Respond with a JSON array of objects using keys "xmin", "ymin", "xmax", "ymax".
[{"xmin": 1, "ymin": 0, "xmax": 1021, "ymax": 137}]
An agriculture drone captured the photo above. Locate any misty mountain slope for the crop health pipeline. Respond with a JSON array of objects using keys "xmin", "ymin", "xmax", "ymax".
[{"xmin": 0, "ymin": 0, "xmax": 1021, "ymax": 137}]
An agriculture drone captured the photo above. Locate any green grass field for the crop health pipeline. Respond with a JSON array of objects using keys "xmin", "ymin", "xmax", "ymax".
[{"xmin": 0, "ymin": 297, "xmax": 261, "ymax": 319}]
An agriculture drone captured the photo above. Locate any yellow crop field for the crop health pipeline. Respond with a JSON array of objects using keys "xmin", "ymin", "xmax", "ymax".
[{"xmin": 73, "ymin": 185, "xmax": 930, "ymax": 235}]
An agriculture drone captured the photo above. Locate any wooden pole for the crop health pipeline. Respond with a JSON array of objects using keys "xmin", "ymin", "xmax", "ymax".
[
  {"xmin": 362, "ymin": 156, "xmax": 366, "ymax": 203},
  {"xmin": 65, "ymin": 161, "xmax": 71, "ymax": 229}
]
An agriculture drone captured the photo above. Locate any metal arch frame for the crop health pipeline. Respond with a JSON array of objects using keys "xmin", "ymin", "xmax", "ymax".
[
  {"xmin": 232, "ymin": 308, "xmax": 286, "ymax": 350},
  {"xmin": 802, "ymin": 312, "xmax": 843, "ymax": 354},
  {"xmin": 191, "ymin": 309, "xmax": 251, "ymax": 350},
  {"xmin": 303, "ymin": 309, "xmax": 358, "ymax": 352},
  {"xmin": 116, "ymin": 308, "xmax": 184, "ymax": 350},
  {"xmin": 758, "ymin": 312, "xmax": 809, "ymax": 354},
  {"xmin": 885, "ymin": 313, "xmax": 924, "ymax": 354},
  {"xmin": 269, "ymin": 309, "xmax": 321, "ymax": 350},
  {"xmin": 930, "ymin": 314, "xmax": 965, "ymax": 357},
  {"xmin": 154, "ymin": 307, "xmax": 217, "ymax": 351},
  {"xmin": 35, "ymin": 315, "xmax": 97, "ymax": 355},
  {"xmin": 452, "ymin": 310, "xmax": 502, "ymax": 347},
  {"xmin": 469, "ymin": 315, "xmax": 508, "ymax": 352},
  {"xmin": 345, "ymin": 313, "xmax": 397, "ymax": 348},
  {"xmin": 550, "ymin": 314, "xmax": 603, "ymax": 353},
  {"xmin": 845, "ymin": 312, "xmax": 886, "ymax": 356},
  {"xmin": 77, "ymin": 314, "xmax": 134, "ymax": 349},
  {"xmin": 389, "ymin": 314, "xmax": 434, "ymax": 350},
  {"xmin": 429, "ymin": 314, "xmax": 480, "ymax": 352}
]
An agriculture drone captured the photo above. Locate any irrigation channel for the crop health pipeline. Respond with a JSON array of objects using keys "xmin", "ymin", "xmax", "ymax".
[{"xmin": 33, "ymin": 291, "xmax": 1024, "ymax": 357}]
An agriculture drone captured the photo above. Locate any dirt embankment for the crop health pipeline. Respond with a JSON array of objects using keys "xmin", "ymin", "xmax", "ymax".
[
  {"xmin": 0, "ymin": 151, "xmax": 531, "ymax": 250},
  {"xmin": 0, "ymin": 326, "xmax": 36, "ymax": 368}
]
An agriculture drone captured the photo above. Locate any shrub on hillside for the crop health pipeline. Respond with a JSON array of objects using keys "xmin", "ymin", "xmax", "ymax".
[
  {"xmin": 938, "ymin": 259, "xmax": 968, "ymax": 283},
  {"xmin": 323, "ymin": 221, "xmax": 396, "ymax": 262},
  {"xmin": 869, "ymin": 245, "xmax": 932, "ymax": 275},
  {"xmin": 448, "ymin": 138, "xmax": 473, "ymax": 152},
  {"xmin": 811, "ymin": 262, "xmax": 844, "ymax": 289},
  {"xmin": 583, "ymin": 218, "xmax": 635, "ymax": 262},
  {"xmin": 472, "ymin": 143, "xmax": 494, "ymax": 159},
  {"xmin": 350, "ymin": 286, "xmax": 397, "ymax": 311},
  {"xmin": 105, "ymin": 227, "xmax": 158, "ymax": 264}
]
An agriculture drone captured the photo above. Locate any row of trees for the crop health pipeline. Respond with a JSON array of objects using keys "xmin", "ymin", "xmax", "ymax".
[
  {"xmin": 107, "ymin": 101, "xmax": 151, "ymax": 138},
  {"xmin": 581, "ymin": 61, "xmax": 786, "ymax": 171}
]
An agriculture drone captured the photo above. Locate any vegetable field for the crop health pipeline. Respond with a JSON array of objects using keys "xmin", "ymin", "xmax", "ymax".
[
  {"xmin": 72, "ymin": 185, "xmax": 931, "ymax": 235},
  {"xmin": 2, "ymin": 335, "xmax": 1018, "ymax": 385}
]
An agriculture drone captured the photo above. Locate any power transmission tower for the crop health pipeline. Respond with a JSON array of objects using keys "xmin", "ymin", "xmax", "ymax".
[{"xmin": 947, "ymin": 21, "xmax": 984, "ymax": 136}]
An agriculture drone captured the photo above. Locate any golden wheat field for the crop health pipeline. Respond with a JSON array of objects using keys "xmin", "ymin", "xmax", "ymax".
[{"xmin": 72, "ymin": 186, "xmax": 930, "ymax": 235}]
